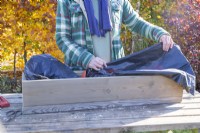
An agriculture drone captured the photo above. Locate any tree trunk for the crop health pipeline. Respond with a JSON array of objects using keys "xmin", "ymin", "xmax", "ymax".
[
  {"xmin": 23, "ymin": 41, "xmax": 27, "ymax": 64},
  {"xmin": 136, "ymin": 1, "xmax": 140, "ymax": 13},
  {"xmin": 131, "ymin": 1, "xmax": 141, "ymax": 53},
  {"xmin": 13, "ymin": 49, "xmax": 17, "ymax": 92}
]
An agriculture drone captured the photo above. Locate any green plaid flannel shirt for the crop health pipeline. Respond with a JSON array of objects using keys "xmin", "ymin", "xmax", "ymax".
[{"xmin": 56, "ymin": 0, "xmax": 169, "ymax": 69}]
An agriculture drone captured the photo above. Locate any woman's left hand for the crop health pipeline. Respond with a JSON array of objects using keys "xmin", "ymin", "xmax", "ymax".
[{"xmin": 159, "ymin": 35, "xmax": 174, "ymax": 51}]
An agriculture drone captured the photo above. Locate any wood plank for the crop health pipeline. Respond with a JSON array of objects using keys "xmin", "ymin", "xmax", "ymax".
[
  {"xmin": 2, "ymin": 96, "xmax": 200, "ymax": 124},
  {"xmin": 5, "ymin": 107, "xmax": 200, "ymax": 125},
  {"xmin": 1, "ymin": 92, "xmax": 199, "ymax": 115},
  {"xmin": 183, "ymin": 92, "xmax": 200, "ymax": 98},
  {"xmin": 3, "ymin": 90, "xmax": 199, "ymax": 100},
  {"xmin": 22, "ymin": 97, "xmax": 200, "ymax": 114},
  {"xmin": 19, "ymin": 91, "xmax": 200, "ymax": 114},
  {"xmin": 3, "ymin": 91, "xmax": 200, "ymax": 104},
  {"xmin": 0, "ymin": 94, "xmax": 22, "ymax": 104},
  {"xmin": 3, "ymin": 116, "xmax": 200, "ymax": 133},
  {"xmin": 0, "ymin": 93, "xmax": 200, "ymax": 133},
  {"xmin": 3, "ymin": 97, "xmax": 200, "ymax": 122},
  {"xmin": 1, "ymin": 93, "xmax": 22, "ymax": 99},
  {"xmin": 0, "ymin": 123, "xmax": 7, "ymax": 133},
  {"xmin": 22, "ymin": 76, "xmax": 183, "ymax": 107}
]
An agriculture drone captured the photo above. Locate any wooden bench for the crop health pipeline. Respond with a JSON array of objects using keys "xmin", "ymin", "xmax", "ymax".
[{"xmin": 0, "ymin": 91, "xmax": 200, "ymax": 133}]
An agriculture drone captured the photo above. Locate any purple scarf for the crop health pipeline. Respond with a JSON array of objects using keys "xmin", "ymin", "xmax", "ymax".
[{"xmin": 83, "ymin": 0, "xmax": 112, "ymax": 37}]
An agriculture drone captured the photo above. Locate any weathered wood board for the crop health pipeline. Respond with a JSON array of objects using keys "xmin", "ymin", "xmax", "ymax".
[
  {"xmin": 0, "ymin": 92, "xmax": 199, "ymax": 133},
  {"xmin": 22, "ymin": 75, "xmax": 183, "ymax": 111}
]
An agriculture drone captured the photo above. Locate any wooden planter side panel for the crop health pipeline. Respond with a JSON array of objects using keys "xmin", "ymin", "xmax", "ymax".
[{"xmin": 22, "ymin": 76, "xmax": 183, "ymax": 107}]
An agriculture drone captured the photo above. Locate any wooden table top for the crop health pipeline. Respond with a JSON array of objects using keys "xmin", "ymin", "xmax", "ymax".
[{"xmin": 0, "ymin": 91, "xmax": 200, "ymax": 133}]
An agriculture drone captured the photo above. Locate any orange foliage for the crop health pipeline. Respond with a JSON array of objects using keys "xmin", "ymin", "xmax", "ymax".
[{"xmin": 0, "ymin": 0, "xmax": 63, "ymax": 70}]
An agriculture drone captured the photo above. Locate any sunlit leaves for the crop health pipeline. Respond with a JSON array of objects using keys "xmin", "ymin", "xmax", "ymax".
[
  {"xmin": 0, "ymin": 1, "xmax": 63, "ymax": 70},
  {"xmin": 163, "ymin": 0, "xmax": 199, "ymax": 83}
]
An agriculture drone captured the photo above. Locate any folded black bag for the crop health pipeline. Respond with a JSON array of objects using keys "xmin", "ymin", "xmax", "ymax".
[
  {"xmin": 86, "ymin": 43, "xmax": 196, "ymax": 95},
  {"xmin": 24, "ymin": 54, "xmax": 79, "ymax": 80}
]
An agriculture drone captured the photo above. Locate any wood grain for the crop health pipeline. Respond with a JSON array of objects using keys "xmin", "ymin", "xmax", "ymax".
[
  {"xmin": 0, "ymin": 92, "xmax": 200, "ymax": 133},
  {"xmin": 22, "ymin": 97, "xmax": 197, "ymax": 115},
  {"xmin": 3, "ymin": 116, "xmax": 200, "ymax": 133},
  {"xmin": 22, "ymin": 76, "xmax": 183, "ymax": 107}
]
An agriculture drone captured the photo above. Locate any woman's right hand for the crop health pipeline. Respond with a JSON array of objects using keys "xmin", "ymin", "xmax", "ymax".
[{"xmin": 88, "ymin": 57, "xmax": 107, "ymax": 71}]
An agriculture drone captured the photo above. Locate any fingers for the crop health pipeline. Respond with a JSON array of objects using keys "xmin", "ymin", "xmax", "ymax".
[
  {"xmin": 88, "ymin": 57, "xmax": 107, "ymax": 71},
  {"xmin": 162, "ymin": 36, "xmax": 171, "ymax": 51},
  {"xmin": 92, "ymin": 65, "xmax": 100, "ymax": 71},
  {"xmin": 96, "ymin": 57, "xmax": 107, "ymax": 68},
  {"xmin": 160, "ymin": 35, "xmax": 174, "ymax": 51},
  {"xmin": 170, "ymin": 38, "xmax": 174, "ymax": 48}
]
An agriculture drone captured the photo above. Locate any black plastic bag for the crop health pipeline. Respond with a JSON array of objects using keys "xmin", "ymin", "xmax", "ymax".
[
  {"xmin": 24, "ymin": 54, "xmax": 79, "ymax": 80},
  {"xmin": 86, "ymin": 43, "xmax": 196, "ymax": 95}
]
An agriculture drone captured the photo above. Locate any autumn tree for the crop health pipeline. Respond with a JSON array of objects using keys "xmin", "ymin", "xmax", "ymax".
[
  {"xmin": 121, "ymin": 0, "xmax": 174, "ymax": 54},
  {"xmin": 162, "ymin": 0, "xmax": 200, "ymax": 90},
  {"xmin": 0, "ymin": 0, "xmax": 62, "ymax": 92},
  {"xmin": 0, "ymin": 0, "xmax": 62, "ymax": 71}
]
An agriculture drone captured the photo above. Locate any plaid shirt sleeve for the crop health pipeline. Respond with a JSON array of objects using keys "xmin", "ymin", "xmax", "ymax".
[
  {"xmin": 56, "ymin": 0, "xmax": 93, "ymax": 69},
  {"xmin": 122, "ymin": 0, "xmax": 170, "ymax": 42}
]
